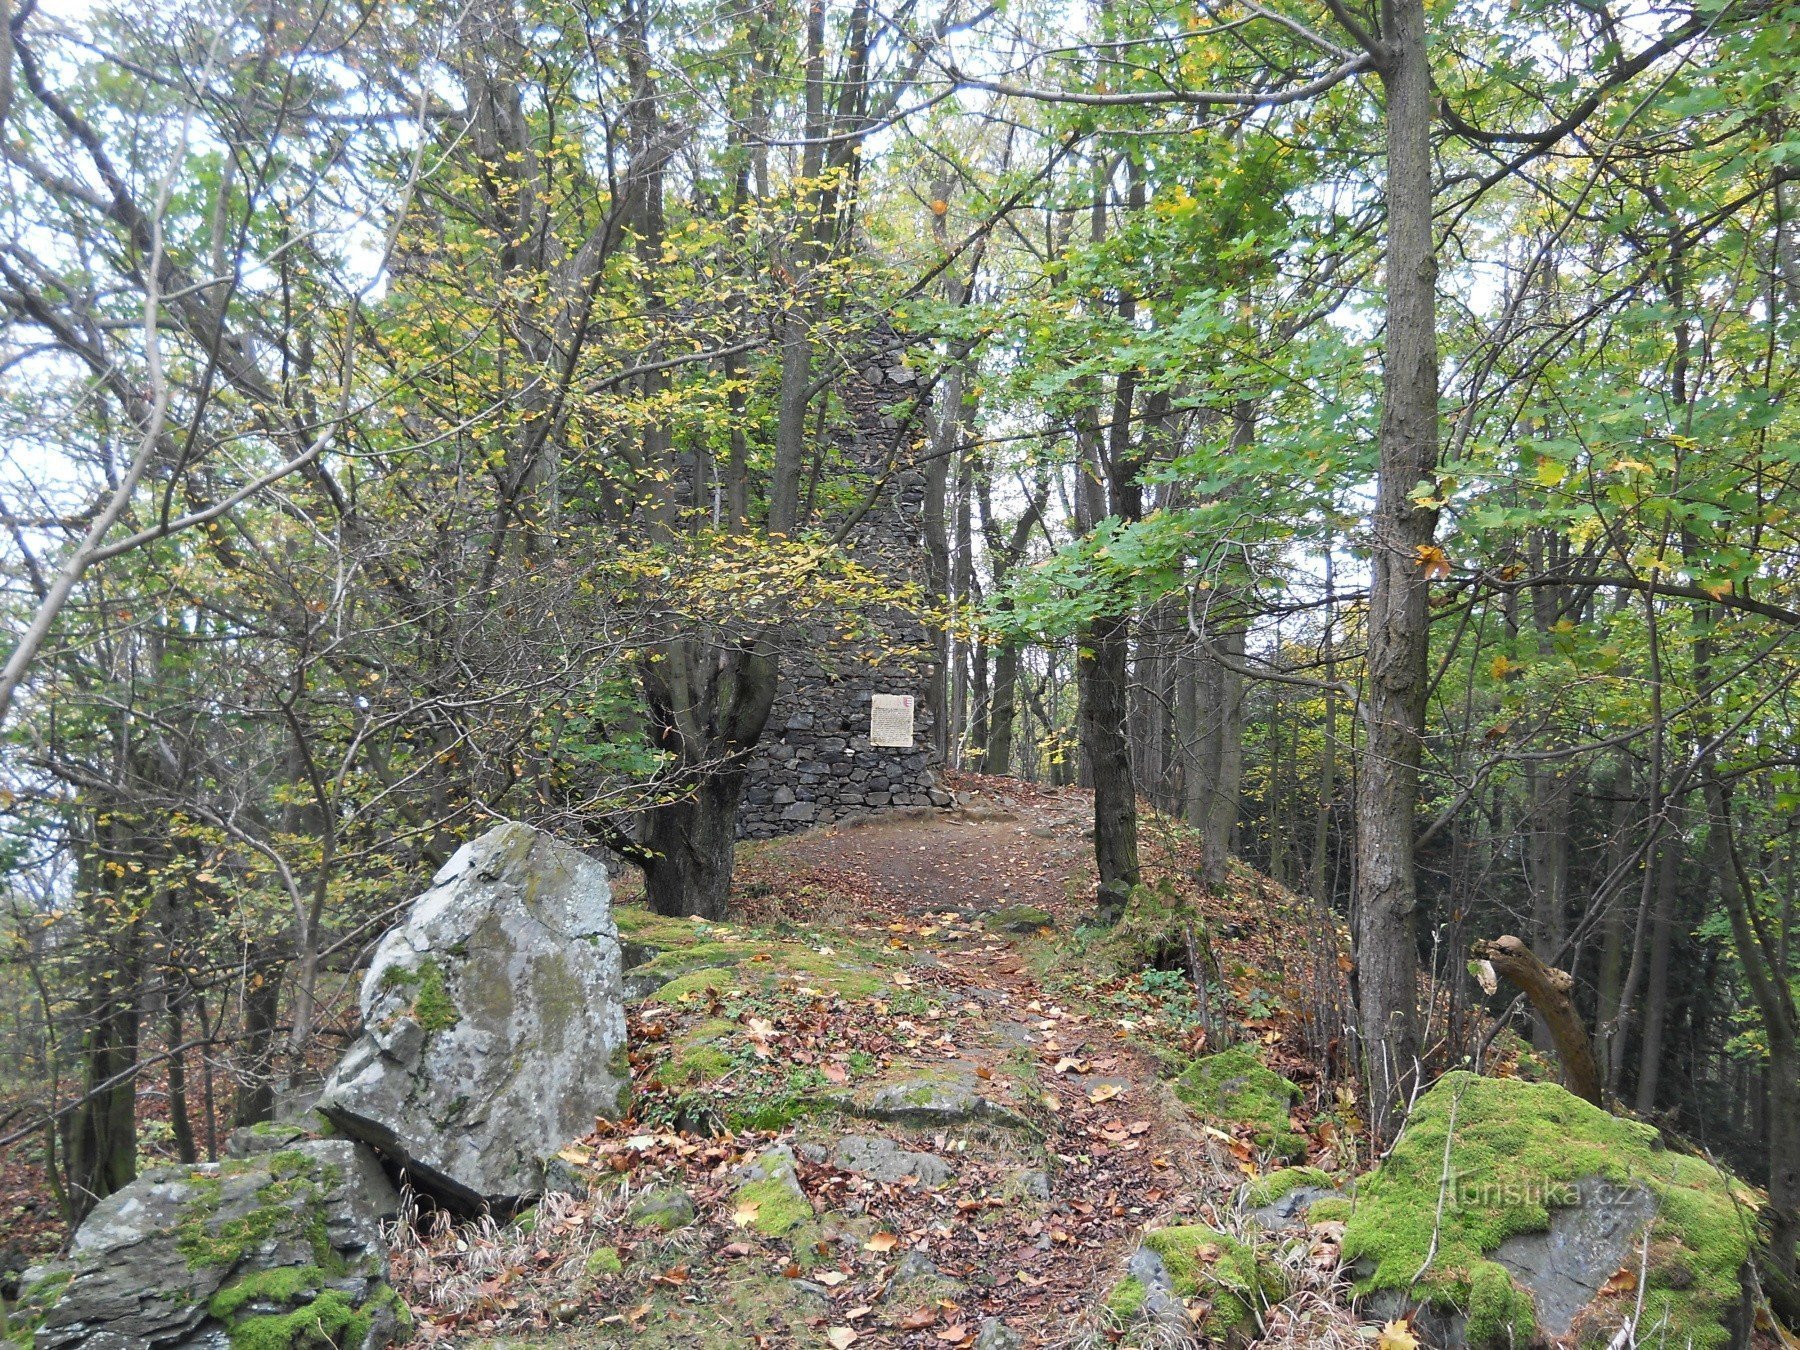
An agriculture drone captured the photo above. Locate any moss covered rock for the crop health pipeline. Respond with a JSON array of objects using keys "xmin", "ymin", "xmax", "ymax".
[
  {"xmin": 1174, "ymin": 1045, "xmax": 1306, "ymax": 1161},
  {"xmin": 1342, "ymin": 1071, "xmax": 1757, "ymax": 1350},
  {"xmin": 1105, "ymin": 1224, "xmax": 1285, "ymax": 1344},
  {"xmin": 28, "ymin": 1139, "xmax": 403, "ymax": 1348},
  {"xmin": 731, "ymin": 1147, "xmax": 813, "ymax": 1237}
]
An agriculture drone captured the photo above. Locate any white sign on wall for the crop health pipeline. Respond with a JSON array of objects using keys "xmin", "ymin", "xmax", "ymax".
[{"xmin": 869, "ymin": 693, "xmax": 916, "ymax": 748}]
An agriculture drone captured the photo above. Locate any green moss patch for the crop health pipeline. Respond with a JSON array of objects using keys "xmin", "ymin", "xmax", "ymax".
[
  {"xmin": 1245, "ymin": 1165, "xmax": 1334, "ymax": 1209},
  {"xmin": 1174, "ymin": 1046, "xmax": 1305, "ymax": 1161},
  {"xmin": 584, "ymin": 1246, "xmax": 623, "ymax": 1276},
  {"xmin": 1104, "ymin": 1275, "xmax": 1147, "ymax": 1320},
  {"xmin": 380, "ymin": 957, "xmax": 459, "ymax": 1032},
  {"xmin": 1080, "ymin": 880, "xmax": 1210, "ymax": 978},
  {"xmin": 731, "ymin": 1176, "xmax": 811, "ymax": 1237},
  {"xmin": 987, "ymin": 905, "xmax": 1055, "ymax": 933},
  {"xmin": 654, "ymin": 1019, "xmax": 738, "ymax": 1087},
  {"xmin": 1341, "ymin": 1071, "xmax": 1757, "ymax": 1349},
  {"xmin": 1466, "ymin": 1260, "xmax": 1535, "ymax": 1350},
  {"xmin": 1141, "ymin": 1224, "xmax": 1285, "ymax": 1340},
  {"xmin": 614, "ymin": 905, "xmax": 720, "ymax": 952},
  {"xmin": 209, "ymin": 1266, "xmax": 329, "ymax": 1321},
  {"xmin": 1307, "ymin": 1195, "xmax": 1353, "ymax": 1223},
  {"xmin": 223, "ymin": 1287, "xmax": 378, "ymax": 1349},
  {"xmin": 174, "ymin": 1161, "xmax": 337, "ymax": 1273},
  {"xmin": 638, "ymin": 936, "xmax": 891, "ymax": 1006}
]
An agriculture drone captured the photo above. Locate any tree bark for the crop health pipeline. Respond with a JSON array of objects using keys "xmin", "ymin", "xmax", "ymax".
[
  {"xmin": 1702, "ymin": 773, "xmax": 1800, "ymax": 1322},
  {"xmin": 1352, "ymin": 0, "xmax": 1441, "ymax": 1135},
  {"xmin": 1472, "ymin": 935, "xmax": 1603, "ymax": 1106},
  {"xmin": 1082, "ymin": 610, "xmax": 1141, "ymax": 922},
  {"xmin": 638, "ymin": 642, "xmax": 778, "ymax": 919},
  {"xmin": 1635, "ymin": 836, "xmax": 1681, "ymax": 1113}
]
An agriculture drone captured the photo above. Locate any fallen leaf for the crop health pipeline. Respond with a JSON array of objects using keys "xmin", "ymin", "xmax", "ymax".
[
  {"xmin": 817, "ymin": 1270, "xmax": 849, "ymax": 1287},
  {"xmin": 1599, "ymin": 1266, "xmax": 1638, "ymax": 1296},
  {"xmin": 1088, "ymin": 1083, "xmax": 1123, "ymax": 1104},
  {"xmin": 1379, "ymin": 1319, "xmax": 1420, "ymax": 1350},
  {"xmin": 827, "ymin": 1330, "xmax": 858, "ymax": 1349},
  {"xmin": 864, "ymin": 1232, "xmax": 899, "ymax": 1253}
]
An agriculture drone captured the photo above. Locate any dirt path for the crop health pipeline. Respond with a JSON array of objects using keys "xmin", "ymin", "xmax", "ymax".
[{"xmin": 404, "ymin": 783, "xmax": 1323, "ymax": 1348}]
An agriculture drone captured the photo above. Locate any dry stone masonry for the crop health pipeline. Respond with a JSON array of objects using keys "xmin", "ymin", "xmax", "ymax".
[{"xmin": 740, "ymin": 324, "xmax": 950, "ymax": 837}]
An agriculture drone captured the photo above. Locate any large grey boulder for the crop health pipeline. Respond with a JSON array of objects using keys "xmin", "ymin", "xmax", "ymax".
[
  {"xmin": 318, "ymin": 823, "xmax": 628, "ymax": 1209},
  {"xmin": 22, "ymin": 1139, "xmax": 401, "ymax": 1349}
]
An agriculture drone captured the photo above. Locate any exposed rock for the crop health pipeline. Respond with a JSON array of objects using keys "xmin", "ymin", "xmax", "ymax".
[
  {"xmin": 974, "ymin": 1316, "xmax": 1024, "ymax": 1348},
  {"xmin": 859, "ymin": 1070, "xmax": 1029, "ymax": 1129},
  {"xmin": 1241, "ymin": 1166, "xmax": 1343, "ymax": 1230},
  {"xmin": 891, "ymin": 1251, "xmax": 940, "ymax": 1282},
  {"xmin": 831, "ymin": 1135, "xmax": 953, "ymax": 1188},
  {"xmin": 1491, "ymin": 1178, "xmax": 1658, "ymax": 1334},
  {"xmin": 626, "ymin": 1186, "xmax": 697, "ymax": 1233},
  {"xmin": 317, "ymin": 823, "xmax": 627, "ymax": 1210},
  {"xmin": 25, "ymin": 1140, "xmax": 401, "ymax": 1349}
]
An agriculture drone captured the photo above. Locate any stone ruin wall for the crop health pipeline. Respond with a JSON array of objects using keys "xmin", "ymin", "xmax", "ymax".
[{"xmin": 737, "ymin": 327, "xmax": 949, "ymax": 838}]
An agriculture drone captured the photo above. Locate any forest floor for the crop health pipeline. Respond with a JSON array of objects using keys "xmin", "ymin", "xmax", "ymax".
[{"xmin": 393, "ymin": 774, "xmax": 1360, "ymax": 1348}]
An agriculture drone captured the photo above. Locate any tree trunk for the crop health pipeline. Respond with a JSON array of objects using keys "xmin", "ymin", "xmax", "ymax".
[
  {"xmin": 1703, "ymin": 773, "xmax": 1800, "ymax": 1321},
  {"xmin": 167, "ymin": 997, "xmax": 197, "ymax": 1165},
  {"xmin": 65, "ymin": 957, "xmax": 140, "ymax": 1221},
  {"xmin": 1190, "ymin": 629, "xmax": 1246, "ymax": 888},
  {"xmin": 1635, "ymin": 836, "xmax": 1681, "ymax": 1113},
  {"xmin": 233, "ymin": 956, "xmax": 281, "ymax": 1128},
  {"xmin": 1526, "ymin": 763, "xmax": 1573, "ymax": 1053},
  {"xmin": 641, "ymin": 770, "xmax": 752, "ymax": 918},
  {"xmin": 1353, "ymin": 0, "xmax": 1440, "ymax": 1136},
  {"xmin": 987, "ymin": 640, "xmax": 1020, "ymax": 776},
  {"xmin": 1082, "ymin": 611, "xmax": 1141, "ymax": 922},
  {"xmin": 638, "ymin": 642, "xmax": 778, "ymax": 920}
]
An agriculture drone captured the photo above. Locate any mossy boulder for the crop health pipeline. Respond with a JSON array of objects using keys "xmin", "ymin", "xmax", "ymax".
[
  {"xmin": 1105, "ymin": 1224, "xmax": 1285, "ymax": 1344},
  {"xmin": 1342, "ymin": 1071, "xmax": 1757, "ymax": 1350},
  {"xmin": 731, "ymin": 1147, "xmax": 813, "ymax": 1237},
  {"xmin": 626, "ymin": 1187, "xmax": 697, "ymax": 1233},
  {"xmin": 318, "ymin": 823, "xmax": 629, "ymax": 1209},
  {"xmin": 28, "ymin": 1139, "xmax": 403, "ymax": 1348},
  {"xmin": 1174, "ymin": 1045, "xmax": 1306, "ymax": 1161}
]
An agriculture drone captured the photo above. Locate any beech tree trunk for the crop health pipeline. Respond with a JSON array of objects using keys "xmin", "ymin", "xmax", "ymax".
[{"xmin": 1353, "ymin": 0, "xmax": 1441, "ymax": 1135}]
